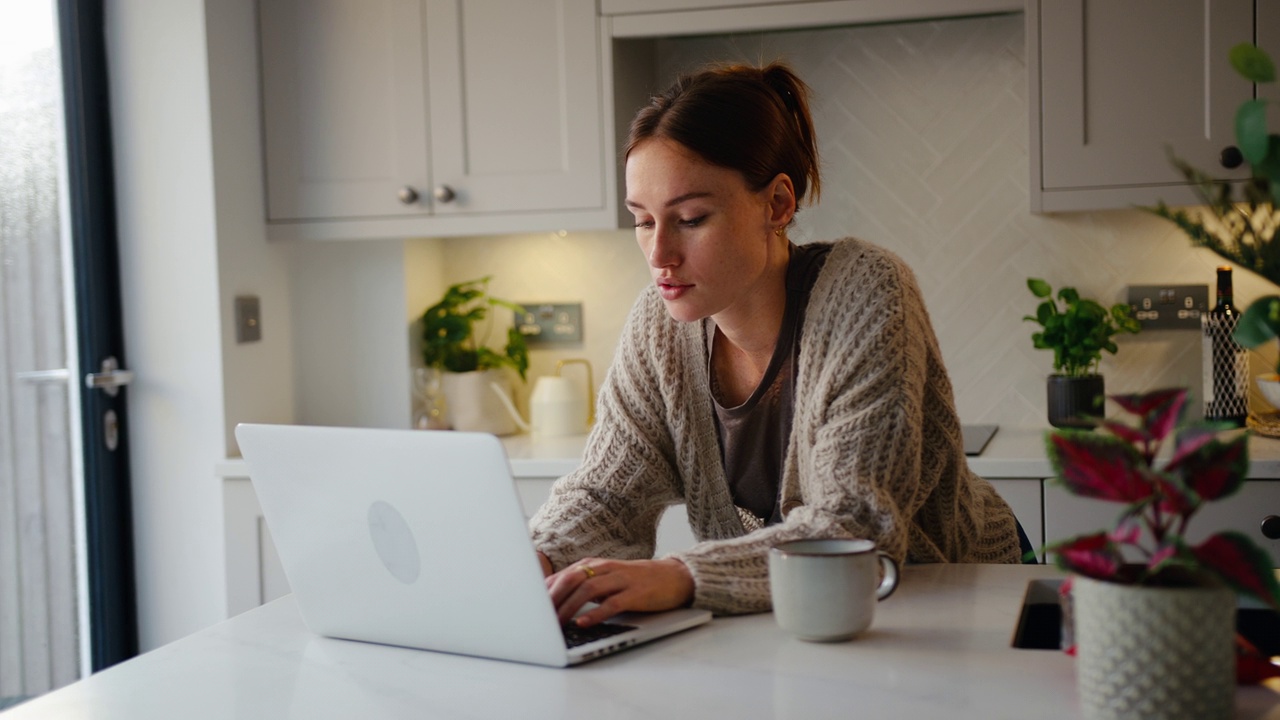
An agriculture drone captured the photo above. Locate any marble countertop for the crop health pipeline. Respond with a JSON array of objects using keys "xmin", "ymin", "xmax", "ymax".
[
  {"xmin": 218, "ymin": 426, "xmax": 1280, "ymax": 481},
  {"xmin": 8, "ymin": 564, "xmax": 1277, "ymax": 719}
]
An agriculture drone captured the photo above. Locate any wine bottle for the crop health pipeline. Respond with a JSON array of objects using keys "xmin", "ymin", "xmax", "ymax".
[{"xmin": 1202, "ymin": 266, "xmax": 1248, "ymax": 425}]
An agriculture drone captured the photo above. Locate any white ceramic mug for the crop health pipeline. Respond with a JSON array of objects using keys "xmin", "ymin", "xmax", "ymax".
[{"xmin": 768, "ymin": 538, "xmax": 899, "ymax": 642}]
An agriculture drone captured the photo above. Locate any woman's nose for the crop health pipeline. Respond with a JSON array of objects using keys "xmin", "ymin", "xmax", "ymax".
[{"xmin": 647, "ymin": 226, "xmax": 678, "ymax": 267}]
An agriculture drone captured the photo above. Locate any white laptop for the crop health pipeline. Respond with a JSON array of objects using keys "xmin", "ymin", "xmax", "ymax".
[{"xmin": 234, "ymin": 423, "xmax": 711, "ymax": 667}]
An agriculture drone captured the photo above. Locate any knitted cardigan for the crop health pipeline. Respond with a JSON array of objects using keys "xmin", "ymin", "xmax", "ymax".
[{"xmin": 529, "ymin": 238, "xmax": 1021, "ymax": 614}]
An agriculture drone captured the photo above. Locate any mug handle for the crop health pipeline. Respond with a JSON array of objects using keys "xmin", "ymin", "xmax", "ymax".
[{"xmin": 875, "ymin": 552, "xmax": 900, "ymax": 601}]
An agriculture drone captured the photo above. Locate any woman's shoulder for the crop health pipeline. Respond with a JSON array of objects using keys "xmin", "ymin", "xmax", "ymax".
[{"xmin": 810, "ymin": 237, "xmax": 919, "ymax": 305}]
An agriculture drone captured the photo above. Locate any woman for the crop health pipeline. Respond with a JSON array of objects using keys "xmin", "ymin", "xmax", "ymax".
[{"xmin": 530, "ymin": 62, "xmax": 1021, "ymax": 628}]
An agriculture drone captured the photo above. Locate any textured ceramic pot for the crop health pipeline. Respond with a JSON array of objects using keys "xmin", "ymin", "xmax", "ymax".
[
  {"xmin": 1046, "ymin": 374, "xmax": 1105, "ymax": 428},
  {"xmin": 440, "ymin": 369, "xmax": 517, "ymax": 435},
  {"xmin": 1072, "ymin": 574, "xmax": 1235, "ymax": 720}
]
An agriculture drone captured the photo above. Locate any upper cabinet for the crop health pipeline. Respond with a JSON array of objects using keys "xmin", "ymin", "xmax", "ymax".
[
  {"xmin": 1029, "ymin": 0, "xmax": 1273, "ymax": 213},
  {"xmin": 258, "ymin": 0, "xmax": 612, "ymax": 240}
]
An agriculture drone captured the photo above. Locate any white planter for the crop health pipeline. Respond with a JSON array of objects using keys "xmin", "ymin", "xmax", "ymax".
[
  {"xmin": 1072, "ymin": 574, "xmax": 1235, "ymax": 720},
  {"xmin": 440, "ymin": 369, "xmax": 517, "ymax": 436}
]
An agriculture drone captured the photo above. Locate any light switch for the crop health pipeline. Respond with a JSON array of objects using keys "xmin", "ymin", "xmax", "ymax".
[{"xmin": 235, "ymin": 295, "xmax": 262, "ymax": 343}]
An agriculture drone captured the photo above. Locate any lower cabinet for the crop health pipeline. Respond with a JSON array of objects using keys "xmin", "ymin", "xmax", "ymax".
[
  {"xmin": 1043, "ymin": 480, "xmax": 1280, "ymax": 567},
  {"xmin": 223, "ymin": 477, "xmax": 289, "ymax": 618},
  {"xmin": 988, "ymin": 479, "xmax": 1045, "ymax": 561}
]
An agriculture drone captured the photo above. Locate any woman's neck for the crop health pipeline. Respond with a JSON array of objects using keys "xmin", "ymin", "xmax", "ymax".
[{"xmin": 710, "ymin": 241, "xmax": 792, "ymax": 399}]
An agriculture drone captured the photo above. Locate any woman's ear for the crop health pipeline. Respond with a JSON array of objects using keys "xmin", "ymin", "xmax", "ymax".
[{"xmin": 764, "ymin": 173, "xmax": 797, "ymax": 230}]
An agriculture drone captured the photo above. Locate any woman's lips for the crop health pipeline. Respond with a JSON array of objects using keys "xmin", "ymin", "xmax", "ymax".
[{"xmin": 657, "ymin": 280, "xmax": 692, "ymax": 301}]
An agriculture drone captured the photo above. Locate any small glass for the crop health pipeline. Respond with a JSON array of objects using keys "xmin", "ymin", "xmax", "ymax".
[{"xmin": 412, "ymin": 367, "xmax": 449, "ymax": 430}]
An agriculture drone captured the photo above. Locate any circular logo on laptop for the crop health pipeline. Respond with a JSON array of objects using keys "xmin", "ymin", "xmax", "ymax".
[{"xmin": 366, "ymin": 501, "xmax": 420, "ymax": 584}]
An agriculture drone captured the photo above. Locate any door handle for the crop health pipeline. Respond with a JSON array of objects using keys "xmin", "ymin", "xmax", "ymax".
[{"xmin": 84, "ymin": 356, "xmax": 134, "ymax": 397}]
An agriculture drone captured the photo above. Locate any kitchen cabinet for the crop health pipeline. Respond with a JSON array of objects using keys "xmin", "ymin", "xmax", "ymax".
[
  {"xmin": 988, "ymin": 479, "xmax": 1044, "ymax": 560},
  {"xmin": 1043, "ymin": 480, "xmax": 1280, "ymax": 567},
  {"xmin": 258, "ymin": 0, "xmax": 610, "ymax": 240},
  {"xmin": 602, "ymin": 0, "xmax": 1021, "ymax": 39},
  {"xmin": 1029, "ymin": 0, "xmax": 1270, "ymax": 213}
]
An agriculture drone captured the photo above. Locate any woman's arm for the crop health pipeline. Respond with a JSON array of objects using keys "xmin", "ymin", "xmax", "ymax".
[{"xmin": 529, "ymin": 290, "xmax": 686, "ymax": 573}]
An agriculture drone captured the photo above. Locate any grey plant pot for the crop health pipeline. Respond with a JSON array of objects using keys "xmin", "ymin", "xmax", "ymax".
[
  {"xmin": 1072, "ymin": 574, "xmax": 1235, "ymax": 720},
  {"xmin": 1047, "ymin": 374, "xmax": 1105, "ymax": 428}
]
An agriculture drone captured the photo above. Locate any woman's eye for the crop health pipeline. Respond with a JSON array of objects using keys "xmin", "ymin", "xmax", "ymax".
[
  {"xmin": 679, "ymin": 215, "xmax": 707, "ymax": 227},
  {"xmin": 634, "ymin": 219, "xmax": 654, "ymax": 230}
]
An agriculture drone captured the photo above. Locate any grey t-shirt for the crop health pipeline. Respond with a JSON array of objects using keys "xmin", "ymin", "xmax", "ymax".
[{"xmin": 705, "ymin": 242, "xmax": 831, "ymax": 526}]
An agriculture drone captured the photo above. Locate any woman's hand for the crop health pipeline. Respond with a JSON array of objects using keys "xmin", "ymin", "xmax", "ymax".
[
  {"xmin": 545, "ymin": 557, "xmax": 695, "ymax": 627},
  {"xmin": 537, "ymin": 551, "xmax": 553, "ymax": 578}
]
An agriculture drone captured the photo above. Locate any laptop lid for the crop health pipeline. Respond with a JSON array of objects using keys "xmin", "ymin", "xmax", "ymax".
[{"xmin": 234, "ymin": 424, "xmax": 709, "ymax": 667}]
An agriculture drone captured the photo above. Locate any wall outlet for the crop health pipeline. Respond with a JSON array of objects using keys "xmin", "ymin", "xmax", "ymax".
[
  {"xmin": 1126, "ymin": 285, "xmax": 1208, "ymax": 331},
  {"xmin": 516, "ymin": 302, "xmax": 583, "ymax": 346},
  {"xmin": 235, "ymin": 295, "xmax": 262, "ymax": 343}
]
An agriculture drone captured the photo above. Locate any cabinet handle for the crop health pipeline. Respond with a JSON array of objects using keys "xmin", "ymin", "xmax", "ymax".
[
  {"xmin": 1263, "ymin": 515, "xmax": 1280, "ymax": 540},
  {"xmin": 397, "ymin": 186, "xmax": 420, "ymax": 205},
  {"xmin": 1220, "ymin": 146, "xmax": 1244, "ymax": 170},
  {"xmin": 433, "ymin": 185, "xmax": 456, "ymax": 204}
]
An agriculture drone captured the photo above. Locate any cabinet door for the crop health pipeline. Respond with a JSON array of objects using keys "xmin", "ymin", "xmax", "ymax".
[
  {"xmin": 424, "ymin": 0, "xmax": 604, "ymax": 215},
  {"xmin": 988, "ymin": 479, "xmax": 1044, "ymax": 560},
  {"xmin": 259, "ymin": 0, "xmax": 430, "ymax": 220},
  {"xmin": 1038, "ymin": 0, "xmax": 1253, "ymax": 192},
  {"xmin": 1044, "ymin": 480, "xmax": 1280, "ymax": 567}
]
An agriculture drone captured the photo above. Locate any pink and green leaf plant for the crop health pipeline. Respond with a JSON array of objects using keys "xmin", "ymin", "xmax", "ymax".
[{"xmin": 1043, "ymin": 388, "xmax": 1280, "ymax": 610}]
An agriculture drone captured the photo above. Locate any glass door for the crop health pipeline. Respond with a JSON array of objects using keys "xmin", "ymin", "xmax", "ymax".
[{"xmin": 0, "ymin": 0, "xmax": 136, "ymax": 706}]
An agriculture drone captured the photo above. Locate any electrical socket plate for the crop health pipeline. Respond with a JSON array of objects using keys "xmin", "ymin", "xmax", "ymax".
[
  {"xmin": 1126, "ymin": 284, "xmax": 1209, "ymax": 331},
  {"xmin": 516, "ymin": 302, "xmax": 583, "ymax": 346},
  {"xmin": 235, "ymin": 295, "xmax": 262, "ymax": 343}
]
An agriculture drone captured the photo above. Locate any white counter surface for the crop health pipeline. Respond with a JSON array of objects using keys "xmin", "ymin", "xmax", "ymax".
[
  {"xmin": 217, "ymin": 427, "xmax": 1280, "ymax": 480},
  {"xmin": 8, "ymin": 564, "xmax": 1278, "ymax": 719}
]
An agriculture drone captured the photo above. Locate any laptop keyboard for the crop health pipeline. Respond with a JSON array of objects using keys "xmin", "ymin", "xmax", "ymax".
[{"xmin": 561, "ymin": 622, "xmax": 637, "ymax": 648}]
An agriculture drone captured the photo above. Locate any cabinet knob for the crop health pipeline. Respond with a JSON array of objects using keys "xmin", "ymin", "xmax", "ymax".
[
  {"xmin": 433, "ymin": 185, "xmax": 456, "ymax": 204},
  {"xmin": 397, "ymin": 186, "xmax": 420, "ymax": 205},
  {"xmin": 1263, "ymin": 515, "xmax": 1280, "ymax": 540},
  {"xmin": 1220, "ymin": 146, "xmax": 1244, "ymax": 170}
]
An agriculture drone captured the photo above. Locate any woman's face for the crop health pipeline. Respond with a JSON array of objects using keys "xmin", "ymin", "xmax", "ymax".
[{"xmin": 625, "ymin": 137, "xmax": 788, "ymax": 324}]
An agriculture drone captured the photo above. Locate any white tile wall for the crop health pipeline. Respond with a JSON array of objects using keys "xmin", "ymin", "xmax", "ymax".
[{"xmin": 435, "ymin": 14, "xmax": 1276, "ymax": 426}]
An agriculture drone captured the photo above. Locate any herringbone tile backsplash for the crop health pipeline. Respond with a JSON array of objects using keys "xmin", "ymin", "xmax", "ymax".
[{"xmin": 443, "ymin": 13, "xmax": 1274, "ymax": 427}]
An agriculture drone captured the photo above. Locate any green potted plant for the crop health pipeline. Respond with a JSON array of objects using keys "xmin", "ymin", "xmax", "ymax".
[
  {"xmin": 419, "ymin": 276, "xmax": 528, "ymax": 434},
  {"xmin": 1044, "ymin": 388, "xmax": 1280, "ymax": 719},
  {"xmin": 1024, "ymin": 278, "xmax": 1141, "ymax": 428},
  {"xmin": 1147, "ymin": 43, "xmax": 1280, "ymax": 413}
]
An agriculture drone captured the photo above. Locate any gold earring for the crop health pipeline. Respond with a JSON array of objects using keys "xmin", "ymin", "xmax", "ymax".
[{"xmin": 774, "ymin": 227, "xmax": 784, "ymax": 237}]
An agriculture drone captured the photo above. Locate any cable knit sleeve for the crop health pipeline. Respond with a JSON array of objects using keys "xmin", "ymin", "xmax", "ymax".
[{"xmin": 528, "ymin": 290, "xmax": 687, "ymax": 572}]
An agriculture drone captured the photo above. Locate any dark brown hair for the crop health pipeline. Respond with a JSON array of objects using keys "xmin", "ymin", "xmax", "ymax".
[{"xmin": 625, "ymin": 62, "xmax": 821, "ymax": 206}]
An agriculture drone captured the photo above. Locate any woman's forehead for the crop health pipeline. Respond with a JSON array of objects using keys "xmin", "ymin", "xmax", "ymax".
[{"xmin": 625, "ymin": 138, "xmax": 747, "ymax": 206}]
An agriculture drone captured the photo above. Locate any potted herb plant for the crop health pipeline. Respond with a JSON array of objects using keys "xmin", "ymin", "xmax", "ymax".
[
  {"xmin": 1045, "ymin": 388, "xmax": 1280, "ymax": 719},
  {"xmin": 1147, "ymin": 44, "xmax": 1280, "ymax": 413},
  {"xmin": 420, "ymin": 276, "xmax": 528, "ymax": 435},
  {"xmin": 1024, "ymin": 278, "xmax": 1141, "ymax": 428}
]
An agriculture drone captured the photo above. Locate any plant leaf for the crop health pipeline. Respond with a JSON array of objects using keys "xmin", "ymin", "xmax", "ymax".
[
  {"xmin": 1154, "ymin": 472, "xmax": 1200, "ymax": 516},
  {"xmin": 1109, "ymin": 388, "xmax": 1187, "ymax": 442},
  {"xmin": 1237, "ymin": 99, "xmax": 1271, "ymax": 165},
  {"xmin": 1165, "ymin": 432, "xmax": 1249, "ymax": 502},
  {"xmin": 1097, "ymin": 418, "xmax": 1147, "ymax": 446},
  {"xmin": 1234, "ymin": 296, "xmax": 1280, "ymax": 349},
  {"xmin": 1045, "ymin": 432, "xmax": 1155, "ymax": 503},
  {"xmin": 1028, "ymin": 278, "xmax": 1051, "ymax": 298},
  {"xmin": 1045, "ymin": 532, "xmax": 1124, "ymax": 581},
  {"xmin": 1109, "ymin": 388, "xmax": 1186, "ymax": 420},
  {"xmin": 1193, "ymin": 532, "xmax": 1280, "ymax": 611},
  {"xmin": 1230, "ymin": 43, "xmax": 1277, "ymax": 83}
]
